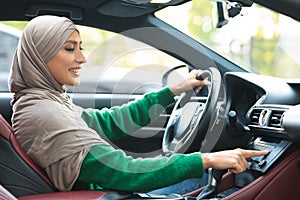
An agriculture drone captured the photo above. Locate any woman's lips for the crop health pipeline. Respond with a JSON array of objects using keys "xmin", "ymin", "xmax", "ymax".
[{"xmin": 69, "ymin": 68, "xmax": 80, "ymax": 77}]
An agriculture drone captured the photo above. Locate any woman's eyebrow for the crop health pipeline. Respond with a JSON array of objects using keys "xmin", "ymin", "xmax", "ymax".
[{"xmin": 65, "ymin": 40, "xmax": 82, "ymax": 44}]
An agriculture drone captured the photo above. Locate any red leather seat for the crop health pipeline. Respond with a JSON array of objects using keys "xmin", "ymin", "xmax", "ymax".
[{"xmin": 0, "ymin": 183, "xmax": 109, "ymax": 200}]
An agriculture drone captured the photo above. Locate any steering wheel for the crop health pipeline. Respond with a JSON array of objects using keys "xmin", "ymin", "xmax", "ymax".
[{"xmin": 162, "ymin": 67, "xmax": 222, "ymax": 156}]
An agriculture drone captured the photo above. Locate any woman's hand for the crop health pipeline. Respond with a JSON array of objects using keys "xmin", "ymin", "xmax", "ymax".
[
  {"xmin": 169, "ymin": 70, "xmax": 210, "ymax": 96},
  {"xmin": 202, "ymin": 148, "xmax": 269, "ymax": 173}
]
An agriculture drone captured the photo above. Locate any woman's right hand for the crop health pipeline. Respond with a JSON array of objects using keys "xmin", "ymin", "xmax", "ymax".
[
  {"xmin": 169, "ymin": 70, "xmax": 210, "ymax": 96},
  {"xmin": 201, "ymin": 148, "xmax": 269, "ymax": 173}
]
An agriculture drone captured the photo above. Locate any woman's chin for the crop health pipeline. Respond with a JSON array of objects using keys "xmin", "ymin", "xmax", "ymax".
[{"xmin": 67, "ymin": 79, "xmax": 80, "ymax": 86}]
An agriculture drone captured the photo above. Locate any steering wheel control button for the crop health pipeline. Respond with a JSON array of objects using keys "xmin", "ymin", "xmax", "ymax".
[{"xmin": 190, "ymin": 104, "xmax": 204, "ymax": 128}]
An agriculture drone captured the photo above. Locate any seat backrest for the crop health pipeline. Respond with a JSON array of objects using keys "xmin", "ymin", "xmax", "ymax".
[{"xmin": 0, "ymin": 114, "xmax": 57, "ymax": 198}]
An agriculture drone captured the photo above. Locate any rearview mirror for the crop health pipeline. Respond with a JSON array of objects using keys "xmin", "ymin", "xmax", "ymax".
[
  {"xmin": 212, "ymin": 0, "xmax": 252, "ymax": 28},
  {"xmin": 212, "ymin": 1, "xmax": 229, "ymax": 28}
]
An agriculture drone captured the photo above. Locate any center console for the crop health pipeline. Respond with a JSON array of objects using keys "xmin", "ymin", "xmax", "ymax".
[
  {"xmin": 195, "ymin": 103, "xmax": 300, "ymax": 200},
  {"xmin": 247, "ymin": 137, "xmax": 292, "ymax": 173},
  {"xmin": 246, "ymin": 104, "xmax": 296, "ymax": 173}
]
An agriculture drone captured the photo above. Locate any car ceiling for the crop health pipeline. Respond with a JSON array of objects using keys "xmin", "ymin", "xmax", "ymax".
[
  {"xmin": 0, "ymin": 0, "xmax": 299, "ymax": 29},
  {"xmin": 0, "ymin": 0, "xmax": 188, "ymax": 20}
]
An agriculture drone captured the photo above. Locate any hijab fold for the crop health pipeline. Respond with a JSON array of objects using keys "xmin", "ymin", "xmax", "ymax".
[{"xmin": 8, "ymin": 15, "xmax": 108, "ymax": 191}]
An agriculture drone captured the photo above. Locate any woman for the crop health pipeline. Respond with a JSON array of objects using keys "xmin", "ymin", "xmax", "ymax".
[{"xmin": 8, "ymin": 15, "xmax": 268, "ymax": 194}]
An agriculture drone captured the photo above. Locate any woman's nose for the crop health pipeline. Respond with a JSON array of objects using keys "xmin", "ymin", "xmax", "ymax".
[{"xmin": 76, "ymin": 50, "xmax": 87, "ymax": 63}]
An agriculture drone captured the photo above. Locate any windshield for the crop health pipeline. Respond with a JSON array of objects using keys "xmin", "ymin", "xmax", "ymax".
[{"xmin": 156, "ymin": 1, "xmax": 300, "ymax": 79}]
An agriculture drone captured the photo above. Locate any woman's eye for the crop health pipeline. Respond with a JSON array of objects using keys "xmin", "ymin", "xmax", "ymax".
[{"xmin": 64, "ymin": 47, "xmax": 75, "ymax": 52}]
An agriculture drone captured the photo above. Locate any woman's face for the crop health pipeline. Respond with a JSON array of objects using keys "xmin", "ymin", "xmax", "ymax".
[{"xmin": 47, "ymin": 30, "xmax": 86, "ymax": 86}]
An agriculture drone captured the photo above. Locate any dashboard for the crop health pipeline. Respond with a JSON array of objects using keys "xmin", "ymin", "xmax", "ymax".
[{"xmin": 223, "ymin": 72, "xmax": 300, "ymax": 173}]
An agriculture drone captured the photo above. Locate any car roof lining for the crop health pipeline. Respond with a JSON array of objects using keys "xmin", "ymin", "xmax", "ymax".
[
  {"xmin": 19, "ymin": 0, "xmax": 189, "ymax": 20},
  {"xmin": 0, "ymin": 0, "xmax": 299, "ymax": 27}
]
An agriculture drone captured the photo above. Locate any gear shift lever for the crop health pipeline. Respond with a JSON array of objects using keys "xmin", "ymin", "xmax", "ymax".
[{"xmin": 197, "ymin": 168, "xmax": 227, "ymax": 199}]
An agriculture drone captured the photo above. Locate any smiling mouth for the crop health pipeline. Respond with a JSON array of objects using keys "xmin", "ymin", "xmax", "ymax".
[{"xmin": 69, "ymin": 68, "xmax": 80, "ymax": 77}]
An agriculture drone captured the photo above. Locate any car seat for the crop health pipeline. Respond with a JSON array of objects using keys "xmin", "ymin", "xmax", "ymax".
[
  {"xmin": 0, "ymin": 114, "xmax": 57, "ymax": 197},
  {"xmin": 0, "ymin": 182, "xmax": 120, "ymax": 200},
  {"xmin": 0, "ymin": 114, "xmax": 142, "ymax": 200}
]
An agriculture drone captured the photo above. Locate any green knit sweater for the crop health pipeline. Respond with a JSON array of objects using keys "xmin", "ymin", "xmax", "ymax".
[{"xmin": 73, "ymin": 87, "xmax": 204, "ymax": 192}]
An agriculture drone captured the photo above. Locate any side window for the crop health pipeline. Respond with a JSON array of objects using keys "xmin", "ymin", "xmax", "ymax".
[
  {"xmin": 0, "ymin": 24, "xmax": 21, "ymax": 92},
  {"xmin": 0, "ymin": 23, "xmax": 186, "ymax": 94}
]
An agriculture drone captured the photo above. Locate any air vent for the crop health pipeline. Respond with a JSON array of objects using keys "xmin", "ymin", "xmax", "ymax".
[
  {"xmin": 268, "ymin": 110, "xmax": 284, "ymax": 128},
  {"xmin": 249, "ymin": 108, "xmax": 263, "ymax": 125},
  {"xmin": 248, "ymin": 107, "xmax": 286, "ymax": 131}
]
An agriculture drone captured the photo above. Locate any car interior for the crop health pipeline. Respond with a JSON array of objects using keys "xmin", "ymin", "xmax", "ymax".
[{"xmin": 0, "ymin": 0, "xmax": 300, "ymax": 199}]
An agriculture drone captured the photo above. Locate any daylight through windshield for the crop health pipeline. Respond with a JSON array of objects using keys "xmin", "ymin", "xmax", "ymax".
[{"xmin": 156, "ymin": 1, "xmax": 300, "ymax": 79}]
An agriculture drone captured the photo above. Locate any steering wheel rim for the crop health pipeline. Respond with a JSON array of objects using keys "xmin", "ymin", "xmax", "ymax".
[{"xmin": 162, "ymin": 67, "xmax": 222, "ymax": 156}]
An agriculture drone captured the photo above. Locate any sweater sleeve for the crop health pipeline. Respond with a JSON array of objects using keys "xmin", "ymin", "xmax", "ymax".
[
  {"xmin": 73, "ymin": 144, "xmax": 204, "ymax": 192},
  {"xmin": 81, "ymin": 87, "xmax": 175, "ymax": 142}
]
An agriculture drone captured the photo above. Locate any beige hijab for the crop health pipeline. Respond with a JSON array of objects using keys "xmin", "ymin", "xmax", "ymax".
[{"xmin": 8, "ymin": 15, "xmax": 108, "ymax": 191}]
